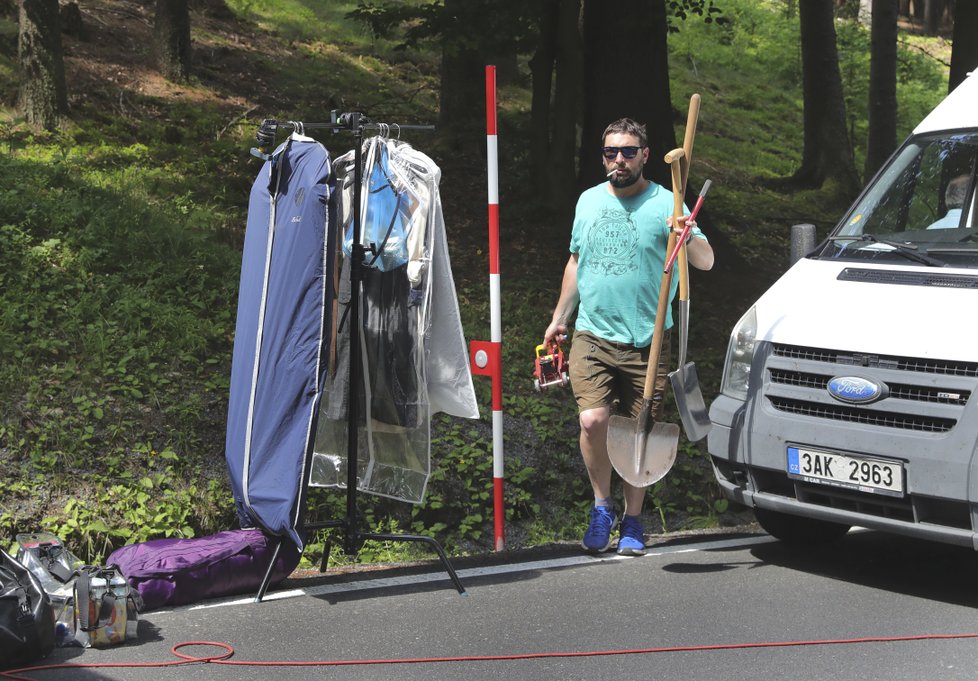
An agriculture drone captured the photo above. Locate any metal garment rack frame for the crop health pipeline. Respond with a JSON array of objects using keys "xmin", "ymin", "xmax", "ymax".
[{"xmin": 252, "ymin": 112, "xmax": 465, "ymax": 601}]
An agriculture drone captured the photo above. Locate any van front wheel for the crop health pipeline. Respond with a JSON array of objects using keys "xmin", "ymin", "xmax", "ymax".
[{"xmin": 753, "ymin": 507, "xmax": 851, "ymax": 544}]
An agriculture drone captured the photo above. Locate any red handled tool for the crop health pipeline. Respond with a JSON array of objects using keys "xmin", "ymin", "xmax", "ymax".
[{"xmin": 665, "ymin": 178, "xmax": 712, "ymax": 273}]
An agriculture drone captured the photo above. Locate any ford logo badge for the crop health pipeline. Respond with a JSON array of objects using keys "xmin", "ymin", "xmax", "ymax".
[{"xmin": 827, "ymin": 376, "xmax": 886, "ymax": 404}]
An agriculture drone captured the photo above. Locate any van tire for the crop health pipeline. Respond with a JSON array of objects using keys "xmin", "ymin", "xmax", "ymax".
[{"xmin": 753, "ymin": 507, "xmax": 851, "ymax": 544}]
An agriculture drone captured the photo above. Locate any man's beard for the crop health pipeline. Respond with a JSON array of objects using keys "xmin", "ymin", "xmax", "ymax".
[{"xmin": 609, "ymin": 166, "xmax": 642, "ymax": 188}]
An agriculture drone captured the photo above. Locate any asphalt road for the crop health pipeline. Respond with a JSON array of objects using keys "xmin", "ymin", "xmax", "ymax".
[{"xmin": 8, "ymin": 527, "xmax": 978, "ymax": 681}]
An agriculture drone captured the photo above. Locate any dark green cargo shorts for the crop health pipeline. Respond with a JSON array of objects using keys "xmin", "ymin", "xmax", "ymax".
[{"xmin": 568, "ymin": 329, "xmax": 671, "ymax": 419}]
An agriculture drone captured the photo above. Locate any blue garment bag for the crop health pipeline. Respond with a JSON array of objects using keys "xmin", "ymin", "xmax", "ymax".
[{"xmin": 225, "ymin": 136, "xmax": 335, "ymax": 549}]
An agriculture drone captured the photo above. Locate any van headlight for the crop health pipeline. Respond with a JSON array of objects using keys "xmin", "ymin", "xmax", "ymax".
[{"xmin": 721, "ymin": 306, "xmax": 757, "ymax": 401}]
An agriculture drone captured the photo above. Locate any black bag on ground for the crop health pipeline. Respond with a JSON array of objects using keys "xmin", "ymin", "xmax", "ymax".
[{"xmin": 0, "ymin": 548, "xmax": 55, "ymax": 669}]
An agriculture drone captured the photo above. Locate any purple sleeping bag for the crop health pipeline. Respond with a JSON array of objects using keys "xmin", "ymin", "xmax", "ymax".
[{"xmin": 106, "ymin": 529, "xmax": 300, "ymax": 611}]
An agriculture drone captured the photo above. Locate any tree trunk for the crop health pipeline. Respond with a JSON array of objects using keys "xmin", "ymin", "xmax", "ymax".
[
  {"xmin": 17, "ymin": 0, "xmax": 67, "ymax": 130},
  {"xmin": 549, "ymin": 0, "xmax": 582, "ymax": 210},
  {"xmin": 438, "ymin": 0, "xmax": 486, "ymax": 140},
  {"xmin": 923, "ymin": 0, "xmax": 942, "ymax": 34},
  {"xmin": 579, "ymin": 0, "xmax": 674, "ymax": 190},
  {"xmin": 911, "ymin": 0, "xmax": 924, "ymax": 21},
  {"xmin": 858, "ymin": 0, "xmax": 872, "ymax": 24},
  {"xmin": 154, "ymin": 0, "xmax": 192, "ymax": 82},
  {"xmin": 791, "ymin": 0, "xmax": 860, "ymax": 191},
  {"xmin": 864, "ymin": 0, "xmax": 898, "ymax": 181},
  {"xmin": 529, "ymin": 0, "xmax": 559, "ymax": 196},
  {"xmin": 949, "ymin": 0, "xmax": 978, "ymax": 93},
  {"xmin": 60, "ymin": 1, "xmax": 85, "ymax": 39}
]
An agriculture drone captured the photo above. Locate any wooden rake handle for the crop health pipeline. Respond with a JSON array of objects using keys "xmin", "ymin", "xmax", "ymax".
[
  {"xmin": 680, "ymin": 93, "xmax": 701, "ymax": 196},
  {"xmin": 665, "ymin": 146, "xmax": 688, "ymax": 301},
  {"xmin": 677, "ymin": 94, "xmax": 700, "ymax": 303}
]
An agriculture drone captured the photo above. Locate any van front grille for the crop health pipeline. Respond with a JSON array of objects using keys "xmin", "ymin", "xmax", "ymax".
[
  {"xmin": 769, "ymin": 369, "xmax": 971, "ymax": 406},
  {"xmin": 768, "ymin": 396, "xmax": 956, "ymax": 432},
  {"xmin": 772, "ymin": 344, "xmax": 978, "ymax": 378}
]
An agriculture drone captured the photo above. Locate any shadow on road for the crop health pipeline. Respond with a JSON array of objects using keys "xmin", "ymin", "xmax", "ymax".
[{"xmin": 747, "ymin": 529, "xmax": 978, "ymax": 608}]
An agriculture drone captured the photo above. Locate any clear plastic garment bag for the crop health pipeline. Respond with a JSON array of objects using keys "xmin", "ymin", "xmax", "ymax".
[{"xmin": 310, "ymin": 136, "xmax": 478, "ymax": 503}]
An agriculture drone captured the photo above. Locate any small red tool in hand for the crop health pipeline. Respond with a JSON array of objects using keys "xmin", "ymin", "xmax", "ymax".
[{"xmin": 534, "ymin": 341, "xmax": 570, "ymax": 392}]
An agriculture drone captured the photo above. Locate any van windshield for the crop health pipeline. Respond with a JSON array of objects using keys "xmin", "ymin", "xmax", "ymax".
[{"xmin": 818, "ymin": 131, "xmax": 978, "ymax": 268}]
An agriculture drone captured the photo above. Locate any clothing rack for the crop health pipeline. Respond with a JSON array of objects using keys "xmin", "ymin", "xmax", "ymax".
[{"xmin": 252, "ymin": 112, "xmax": 465, "ymax": 601}]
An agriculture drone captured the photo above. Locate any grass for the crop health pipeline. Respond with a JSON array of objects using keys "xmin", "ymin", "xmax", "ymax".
[{"xmin": 0, "ymin": 0, "xmax": 950, "ymax": 566}]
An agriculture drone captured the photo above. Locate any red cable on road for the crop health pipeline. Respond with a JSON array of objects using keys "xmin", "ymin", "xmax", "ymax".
[{"xmin": 5, "ymin": 634, "xmax": 978, "ymax": 679}]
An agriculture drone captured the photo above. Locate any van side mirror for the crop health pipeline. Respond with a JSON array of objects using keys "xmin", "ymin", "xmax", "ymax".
[{"xmin": 790, "ymin": 223, "xmax": 817, "ymax": 266}]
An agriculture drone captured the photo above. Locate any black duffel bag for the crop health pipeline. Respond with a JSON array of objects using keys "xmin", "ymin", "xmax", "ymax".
[{"xmin": 1, "ymin": 548, "xmax": 55, "ymax": 669}]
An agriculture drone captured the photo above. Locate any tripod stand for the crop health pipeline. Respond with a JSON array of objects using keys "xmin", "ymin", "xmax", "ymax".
[{"xmin": 253, "ymin": 112, "xmax": 465, "ymax": 602}]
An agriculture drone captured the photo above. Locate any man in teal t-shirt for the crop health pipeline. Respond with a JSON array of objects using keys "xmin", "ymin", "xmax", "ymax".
[{"xmin": 544, "ymin": 117, "xmax": 714, "ymax": 556}]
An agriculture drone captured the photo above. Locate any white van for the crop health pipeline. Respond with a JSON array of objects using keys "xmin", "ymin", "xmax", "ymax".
[{"xmin": 709, "ymin": 71, "xmax": 978, "ymax": 547}]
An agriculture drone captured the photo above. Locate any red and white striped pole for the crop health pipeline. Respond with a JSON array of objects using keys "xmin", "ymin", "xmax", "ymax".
[{"xmin": 469, "ymin": 64, "xmax": 505, "ymax": 552}]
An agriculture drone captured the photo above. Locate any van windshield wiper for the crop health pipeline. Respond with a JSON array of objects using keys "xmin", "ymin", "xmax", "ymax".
[{"xmin": 826, "ymin": 233, "xmax": 946, "ymax": 267}]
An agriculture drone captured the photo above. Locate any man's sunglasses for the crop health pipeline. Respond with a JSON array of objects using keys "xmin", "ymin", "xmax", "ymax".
[{"xmin": 602, "ymin": 146, "xmax": 642, "ymax": 160}]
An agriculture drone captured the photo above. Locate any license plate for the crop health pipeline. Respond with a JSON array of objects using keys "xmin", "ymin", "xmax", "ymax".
[{"xmin": 787, "ymin": 446, "xmax": 904, "ymax": 497}]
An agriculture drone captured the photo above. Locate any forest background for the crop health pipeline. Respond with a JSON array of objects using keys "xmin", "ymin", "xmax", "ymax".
[{"xmin": 0, "ymin": 0, "xmax": 973, "ymax": 567}]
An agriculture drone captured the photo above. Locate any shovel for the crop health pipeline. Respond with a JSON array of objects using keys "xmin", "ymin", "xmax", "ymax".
[
  {"xmin": 606, "ymin": 149, "xmax": 687, "ymax": 488},
  {"xmin": 668, "ymin": 181, "xmax": 713, "ymax": 441}
]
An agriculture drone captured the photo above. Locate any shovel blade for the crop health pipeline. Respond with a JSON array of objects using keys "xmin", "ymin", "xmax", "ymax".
[
  {"xmin": 607, "ymin": 408, "xmax": 681, "ymax": 488},
  {"xmin": 669, "ymin": 362, "xmax": 712, "ymax": 442}
]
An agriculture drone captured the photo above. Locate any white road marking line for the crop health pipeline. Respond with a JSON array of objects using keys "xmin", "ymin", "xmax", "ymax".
[{"xmin": 170, "ymin": 534, "xmax": 773, "ymax": 613}]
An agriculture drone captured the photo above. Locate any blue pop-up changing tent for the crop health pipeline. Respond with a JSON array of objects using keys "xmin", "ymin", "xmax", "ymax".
[{"xmin": 225, "ymin": 133, "xmax": 335, "ymax": 550}]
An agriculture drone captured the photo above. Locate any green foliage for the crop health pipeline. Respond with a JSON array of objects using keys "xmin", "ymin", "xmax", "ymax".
[
  {"xmin": 0, "ymin": 116, "xmax": 241, "ymax": 563},
  {"xmin": 667, "ymin": 0, "xmax": 728, "ymax": 32},
  {"xmin": 347, "ymin": 0, "xmax": 539, "ymax": 55},
  {"xmin": 225, "ymin": 0, "xmax": 354, "ymax": 42},
  {"xmin": 347, "ymin": 1, "xmax": 443, "ymax": 46},
  {"xmin": 896, "ymin": 36, "xmax": 950, "ymax": 136},
  {"xmin": 836, "ymin": 18, "xmax": 872, "ymax": 168}
]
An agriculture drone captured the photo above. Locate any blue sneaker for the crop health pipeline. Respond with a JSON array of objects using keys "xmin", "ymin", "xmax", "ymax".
[
  {"xmin": 617, "ymin": 515, "xmax": 646, "ymax": 556},
  {"xmin": 582, "ymin": 506, "xmax": 619, "ymax": 553}
]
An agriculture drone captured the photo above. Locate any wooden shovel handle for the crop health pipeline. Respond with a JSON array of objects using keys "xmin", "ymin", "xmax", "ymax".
[
  {"xmin": 642, "ymin": 149, "xmax": 684, "ymax": 399},
  {"xmin": 677, "ymin": 240, "xmax": 689, "ymax": 301}
]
